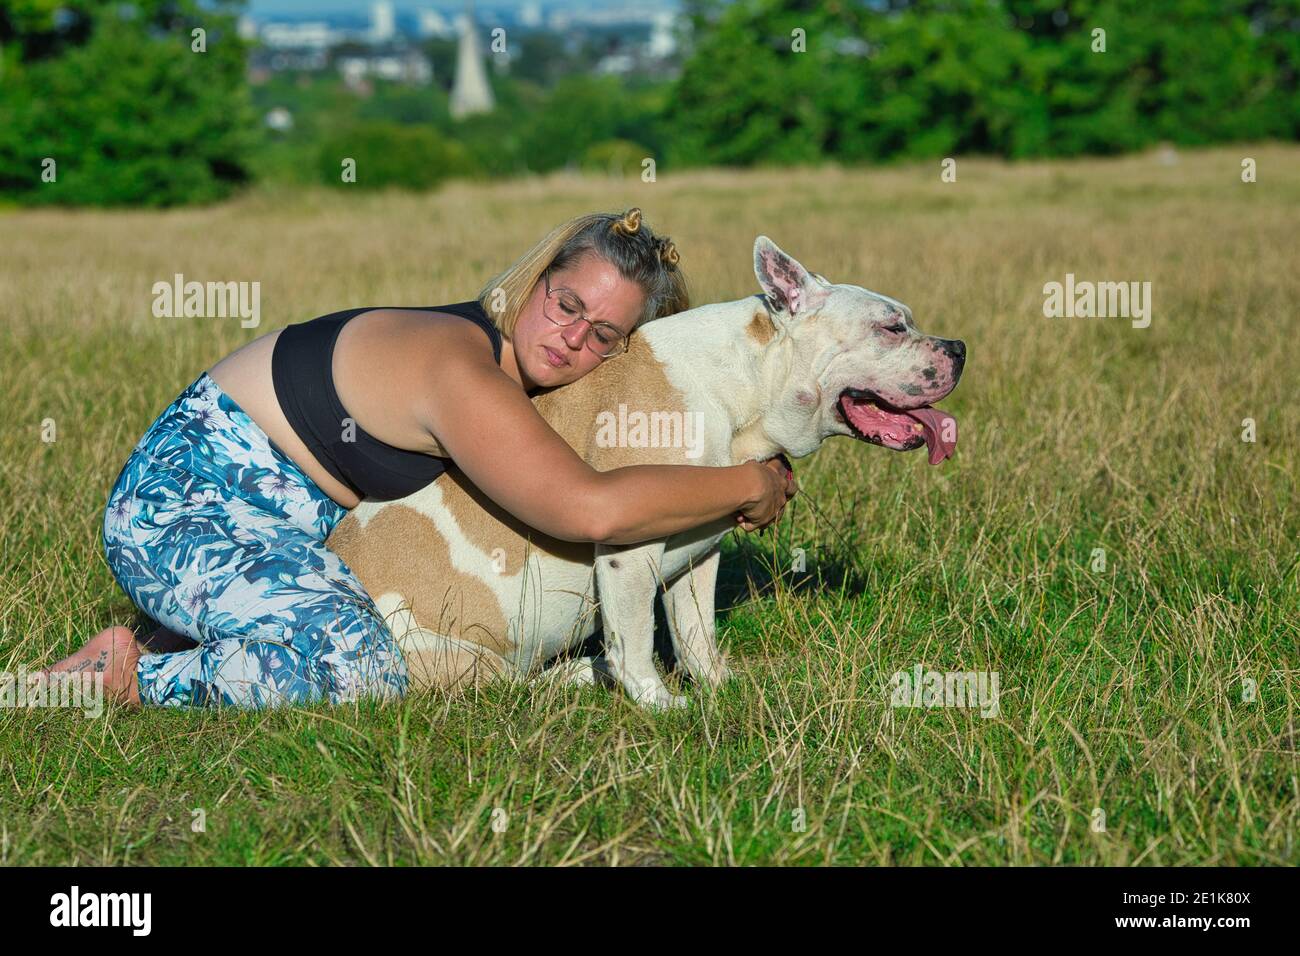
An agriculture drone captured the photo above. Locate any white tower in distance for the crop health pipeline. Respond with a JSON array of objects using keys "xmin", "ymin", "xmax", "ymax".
[{"xmin": 450, "ymin": 1, "xmax": 495, "ymax": 119}]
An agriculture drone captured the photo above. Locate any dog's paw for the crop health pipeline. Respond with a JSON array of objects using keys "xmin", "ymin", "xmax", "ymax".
[
  {"xmin": 635, "ymin": 684, "xmax": 689, "ymax": 711},
  {"xmin": 544, "ymin": 657, "xmax": 598, "ymax": 687}
]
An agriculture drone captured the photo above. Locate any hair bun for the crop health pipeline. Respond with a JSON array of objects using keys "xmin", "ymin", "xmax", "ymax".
[
  {"xmin": 612, "ymin": 207, "xmax": 642, "ymax": 236},
  {"xmin": 657, "ymin": 236, "xmax": 680, "ymax": 267}
]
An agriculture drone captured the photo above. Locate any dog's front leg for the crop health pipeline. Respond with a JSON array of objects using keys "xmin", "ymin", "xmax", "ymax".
[
  {"xmin": 594, "ymin": 540, "xmax": 684, "ymax": 710},
  {"xmin": 662, "ymin": 547, "xmax": 730, "ymax": 689}
]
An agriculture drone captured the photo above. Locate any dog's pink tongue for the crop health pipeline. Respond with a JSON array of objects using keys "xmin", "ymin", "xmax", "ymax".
[{"xmin": 904, "ymin": 407, "xmax": 958, "ymax": 465}]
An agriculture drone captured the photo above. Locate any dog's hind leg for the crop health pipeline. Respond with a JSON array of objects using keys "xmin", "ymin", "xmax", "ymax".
[
  {"xmin": 661, "ymin": 547, "xmax": 730, "ymax": 689},
  {"xmin": 396, "ymin": 627, "xmax": 513, "ymax": 693},
  {"xmin": 595, "ymin": 540, "xmax": 685, "ymax": 710},
  {"xmin": 536, "ymin": 656, "xmax": 616, "ymax": 689},
  {"xmin": 373, "ymin": 597, "xmax": 514, "ymax": 693}
]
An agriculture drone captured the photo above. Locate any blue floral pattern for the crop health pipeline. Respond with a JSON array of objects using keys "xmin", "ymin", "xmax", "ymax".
[{"xmin": 101, "ymin": 371, "xmax": 408, "ymax": 708}]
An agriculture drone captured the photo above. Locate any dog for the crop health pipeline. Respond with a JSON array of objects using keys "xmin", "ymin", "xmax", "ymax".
[{"xmin": 326, "ymin": 237, "xmax": 965, "ymax": 708}]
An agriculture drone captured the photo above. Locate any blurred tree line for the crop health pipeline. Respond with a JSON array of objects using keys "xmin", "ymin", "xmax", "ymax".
[
  {"xmin": 669, "ymin": 0, "xmax": 1300, "ymax": 164},
  {"xmin": 0, "ymin": 0, "xmax": 256, "ymax": 205},
  {"xmin": 1, "ymin": 0, "xmax": 1296, "ymax": 206}
]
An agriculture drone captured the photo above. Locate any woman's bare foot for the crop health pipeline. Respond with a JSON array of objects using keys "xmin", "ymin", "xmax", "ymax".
[{"xmin": 47, "ymin": 626, "xmax": 143, "ymax": 706}]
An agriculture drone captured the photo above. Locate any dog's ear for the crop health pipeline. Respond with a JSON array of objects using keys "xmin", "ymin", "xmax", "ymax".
[{"xmin": 753, "ymin": 236, "xmax": 829, "ymax": 320}]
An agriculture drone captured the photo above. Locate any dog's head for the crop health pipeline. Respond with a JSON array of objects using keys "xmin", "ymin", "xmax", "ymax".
[{"xmin": 750, "ymin": 236, "xmax": 965, "ymax": 463}]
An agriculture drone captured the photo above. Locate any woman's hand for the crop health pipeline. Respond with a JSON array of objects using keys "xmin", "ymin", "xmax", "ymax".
[{"xmin": 737, "ymin": 454, "xmax": 797, "ymax": 533}]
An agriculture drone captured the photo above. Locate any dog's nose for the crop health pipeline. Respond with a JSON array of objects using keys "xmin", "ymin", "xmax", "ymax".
[{"xmin": 943, "ymin": 338, "xmax": 965, "ymax": 373}]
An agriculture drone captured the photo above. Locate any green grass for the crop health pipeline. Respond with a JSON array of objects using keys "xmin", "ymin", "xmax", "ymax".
[{"xmin": 1, "ymin": 144, "xmax": 1296, "ymax": 865}]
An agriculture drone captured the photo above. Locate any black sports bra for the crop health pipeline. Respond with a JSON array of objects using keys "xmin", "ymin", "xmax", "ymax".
[{"xmin": 270, "ymin": 300, "xmax": 502, "ymax": 502}]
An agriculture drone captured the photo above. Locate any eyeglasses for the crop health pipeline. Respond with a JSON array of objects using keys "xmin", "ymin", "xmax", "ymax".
[{"xmin": 542, "ymin": 270, "xmax": 629, "ymax": 359}]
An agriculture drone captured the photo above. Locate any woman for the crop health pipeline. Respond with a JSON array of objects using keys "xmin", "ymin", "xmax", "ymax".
[{"xmin": 51, "ymin": 207, "xmax": 797, "ymax": 709}]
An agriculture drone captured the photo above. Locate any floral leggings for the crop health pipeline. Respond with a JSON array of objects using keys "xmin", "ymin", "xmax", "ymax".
[{"xmin": 101, "ymin": 371, "xmax": 408, "ymax": 708}]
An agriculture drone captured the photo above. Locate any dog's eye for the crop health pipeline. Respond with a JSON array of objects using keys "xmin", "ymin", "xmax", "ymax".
[{"xmin": 881, "ymin": 322, "xmax": 906, "ymax": 334}]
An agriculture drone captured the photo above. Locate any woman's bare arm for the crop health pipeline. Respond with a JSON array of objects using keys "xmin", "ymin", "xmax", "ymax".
[{"xmin": 418, "ymin": 329, "xmax": 774, "ymax": 545}]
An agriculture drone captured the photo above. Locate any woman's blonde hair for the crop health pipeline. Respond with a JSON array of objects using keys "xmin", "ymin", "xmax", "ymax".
[{"xmin": 477, "ymin": 207, "xmax": 689, "ymax": 339}]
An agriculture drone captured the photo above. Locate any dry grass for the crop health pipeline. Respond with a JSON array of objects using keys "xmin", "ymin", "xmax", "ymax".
[{"xmin": 0, "ymin": 143, "xmax": 1296, "ymax": 864}]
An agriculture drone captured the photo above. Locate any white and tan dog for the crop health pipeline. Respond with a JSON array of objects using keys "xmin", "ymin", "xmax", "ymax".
[{"xmin": 326, "ymin": 237, "xmax": 966, "ymax": 708}]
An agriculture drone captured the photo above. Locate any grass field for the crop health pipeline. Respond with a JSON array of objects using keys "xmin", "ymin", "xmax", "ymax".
[{"xmin": 1, "ymin": 144, "xmax": 1296, "ymax": 865}]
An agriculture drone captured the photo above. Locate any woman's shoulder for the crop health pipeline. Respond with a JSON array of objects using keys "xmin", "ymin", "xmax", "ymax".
[
  {"xmin": 353, "ymin": 306, "xmax": 500, "ymax": 368},
  {"xmin": 329, "ymin": 305, "xmax": 508, "ymax": 456}
]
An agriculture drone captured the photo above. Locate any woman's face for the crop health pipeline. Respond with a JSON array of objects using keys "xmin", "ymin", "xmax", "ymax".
[{"xmin": 511, "ymin": 253, "xmax": 645, "ymax": 390}]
